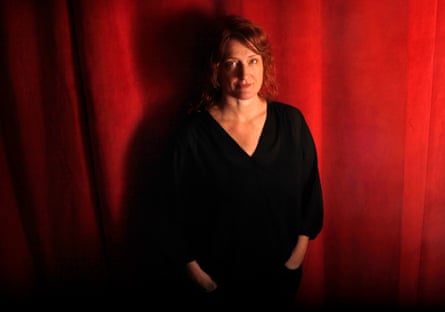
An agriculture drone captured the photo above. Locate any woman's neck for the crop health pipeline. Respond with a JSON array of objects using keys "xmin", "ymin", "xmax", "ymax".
[{"xmin": 212, "ymin": 95, "xmax": 267, "ymax": 122}]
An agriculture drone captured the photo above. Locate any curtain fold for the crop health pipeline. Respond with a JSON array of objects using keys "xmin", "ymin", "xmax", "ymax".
[
  {"xmin": 1, "ymin": 0, "xmax": 444, "ymax": 308},
  {"xmin": 399, "ymin": 0, "xmax": 437, "ymax": 307}
]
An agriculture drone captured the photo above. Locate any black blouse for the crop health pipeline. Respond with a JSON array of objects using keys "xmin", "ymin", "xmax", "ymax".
[{"xmin": 163, "ymin": 100, "xmax": 323, "ymax": 281}]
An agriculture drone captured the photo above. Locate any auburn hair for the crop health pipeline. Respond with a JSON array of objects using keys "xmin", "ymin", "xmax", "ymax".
[{"xmin": 191, "ymin": 15, "xmax": 278, "ymax": 112}]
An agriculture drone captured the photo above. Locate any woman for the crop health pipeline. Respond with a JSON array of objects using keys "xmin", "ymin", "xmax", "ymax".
[{"xmin": 161, "ymin": 14, "xmax": 323, "ymax": 311}]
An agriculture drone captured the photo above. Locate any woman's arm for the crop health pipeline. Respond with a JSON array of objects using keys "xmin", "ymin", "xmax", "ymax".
[
  {"xmin": 185, "ymin": 260, "xmax": 218, "ymax": 292},
  {"xmin": 284, "ymin": 235, "xmax": 309, "ymax": 270}
]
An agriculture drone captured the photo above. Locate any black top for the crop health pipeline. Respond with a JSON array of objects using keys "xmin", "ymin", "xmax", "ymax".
[{"xmin": 162, "ymin": 100, "xmax": 323, "ymax": 283}]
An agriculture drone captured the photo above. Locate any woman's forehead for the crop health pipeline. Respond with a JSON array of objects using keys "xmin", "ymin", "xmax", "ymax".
[{"xmin": 223, "ymin": 39, "xmax": 258, "ymax": 58}]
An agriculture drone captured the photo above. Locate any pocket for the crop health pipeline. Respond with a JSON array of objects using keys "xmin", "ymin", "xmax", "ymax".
[{"xmin": 279, "ymin": 265, "xmax": 303, "ymax": 294}]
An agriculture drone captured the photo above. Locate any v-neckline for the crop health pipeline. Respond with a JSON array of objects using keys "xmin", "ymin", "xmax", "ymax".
[{"xmin": 205, "ymin": 102, "xmax": 269, "ymax": 158}]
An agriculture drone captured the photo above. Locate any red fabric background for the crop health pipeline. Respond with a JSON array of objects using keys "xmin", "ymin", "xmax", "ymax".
[{"xmin": 1, "ymin": 0, "xmax": 444, "ymax": 309}]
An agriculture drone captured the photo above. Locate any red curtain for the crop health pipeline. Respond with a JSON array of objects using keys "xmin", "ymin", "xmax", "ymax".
[{"xmin": 1, "ymin": 0, "xmax": 444, "ymax": 309}]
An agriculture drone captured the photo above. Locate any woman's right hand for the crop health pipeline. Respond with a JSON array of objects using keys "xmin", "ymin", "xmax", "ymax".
[{"xmin": 185, "ymin": 260, "xmax": 218, "ymax": 292}]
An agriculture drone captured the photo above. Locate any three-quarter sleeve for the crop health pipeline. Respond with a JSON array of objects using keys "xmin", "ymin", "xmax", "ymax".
[{"xmin": 293, "ymin": 109, "xmax": 324, "ymax": 240}]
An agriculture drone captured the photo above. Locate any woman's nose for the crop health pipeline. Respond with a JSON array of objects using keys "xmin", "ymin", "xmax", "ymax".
[{"xmin": 237, "ymin": 63, "xmax": 248, "ymax": 78}]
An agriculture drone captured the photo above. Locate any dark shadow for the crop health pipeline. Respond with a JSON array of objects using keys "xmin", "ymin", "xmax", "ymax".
[{"xmin": 117, "ymin": 8, "xmax": 222, "ymax": 307}]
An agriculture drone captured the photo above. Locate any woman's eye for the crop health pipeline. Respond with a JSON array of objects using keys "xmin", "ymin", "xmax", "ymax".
[
  {"xmin": 249, "ymin": 58, "xmax": 258, "ymax": 64},
  {"xmin": 223, "ymin": 61, "xmax": 238, "ymax": 70}
]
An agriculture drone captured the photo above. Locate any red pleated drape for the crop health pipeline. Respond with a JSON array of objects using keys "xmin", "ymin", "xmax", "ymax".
[{"xmin": 1, "ymin": 0, "xmax": 444, "ymax": 309}]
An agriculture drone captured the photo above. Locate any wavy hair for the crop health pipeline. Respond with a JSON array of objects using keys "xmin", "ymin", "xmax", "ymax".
[{"xmin": 190, "ymin": 15, "xmax": 278, "ymax": 112}]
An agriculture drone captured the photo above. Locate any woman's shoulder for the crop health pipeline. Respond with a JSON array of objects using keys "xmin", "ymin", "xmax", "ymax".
[
  {"xmin": 181, "ymin": 110, "xmax": 210, "ymax": 130},
  {"xmin": 269, "ymin": 100, "xmax": 305, "ymax": 120},
  {"xmin": 171, "ymin": 110, "xmax": 210, "ymax": 141}
]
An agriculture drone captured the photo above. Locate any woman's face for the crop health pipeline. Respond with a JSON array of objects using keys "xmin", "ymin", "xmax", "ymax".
[{"xmin": 217, "ymin": 39, "xmax": 264, "ymax": 101}]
